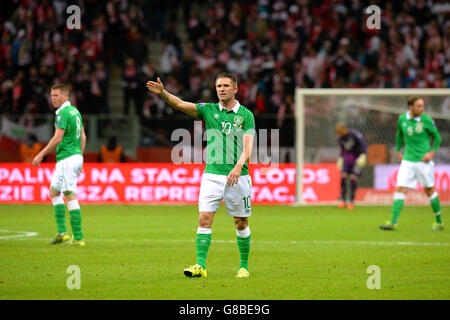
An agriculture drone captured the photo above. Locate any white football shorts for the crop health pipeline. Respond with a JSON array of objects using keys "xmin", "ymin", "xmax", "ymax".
[
  {"xmin": 396, "ymin": 160, "xmax": 435, "ymax": 189},
  {"xmin": 50, "ymin": 154, "xmax": 83, "ymax": 194},
  {"xmin": 198, "ymin": 173, "xmax": 252, "ymax": 217}
]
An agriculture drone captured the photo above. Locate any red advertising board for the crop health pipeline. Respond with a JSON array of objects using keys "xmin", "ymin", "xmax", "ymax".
[{"xmin": 0, "ymin": 163, "xmax": 340, "ymax": 204}]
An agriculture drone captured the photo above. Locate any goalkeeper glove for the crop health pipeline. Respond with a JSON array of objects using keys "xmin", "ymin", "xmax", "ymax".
[
  {"xmin": 337, "ymin": 157, "xmax": 343, "ymax": 171},
  {"xmin": 356, "ymin": 153, "xmax": 367, "ymax": 168}
]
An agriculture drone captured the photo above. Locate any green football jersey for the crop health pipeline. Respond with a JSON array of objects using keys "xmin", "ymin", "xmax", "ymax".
[
  {"xmin": 196, "ymin": 101, "xmax": 255, "ymax": 176},
  {"xmin": 395, "ymin": 112, "xmax": 441, "ymax": 162},
  {"xmin": 54, "ymin": 102, "xmax": 84, "ymax": 162}
]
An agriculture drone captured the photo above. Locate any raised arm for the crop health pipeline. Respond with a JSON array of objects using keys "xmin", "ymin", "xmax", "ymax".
[{"xmin": 146, "ymin": 77, "xmax": 198, "ymax": 118}]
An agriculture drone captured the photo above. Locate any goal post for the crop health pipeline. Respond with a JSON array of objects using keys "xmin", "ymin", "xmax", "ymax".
[{"xmin": 295, "ymin": 88, "xmax": 450, "ymax": 205}]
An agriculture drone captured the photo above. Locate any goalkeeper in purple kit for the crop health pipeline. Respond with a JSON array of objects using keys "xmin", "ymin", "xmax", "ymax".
[{"xmin": 335, "ymin": 122, "xmax": 368, "ymax": 210}]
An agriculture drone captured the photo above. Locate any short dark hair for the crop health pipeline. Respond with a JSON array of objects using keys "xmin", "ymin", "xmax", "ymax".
[
  {"xmin": 407, "ymin": 96, "xmax": 422, "ymax": 107},
  {"xmin": 51, "ymin": 83, "xmax": 69, "ymax": 95},
  {"xmin": 215, "ymin": 72, "xmax": 237, "ymax": 87}
]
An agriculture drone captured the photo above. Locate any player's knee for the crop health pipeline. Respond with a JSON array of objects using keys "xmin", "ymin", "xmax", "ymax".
[
  {"xmin": 396, "ymin": 187, "xmax": 406, "ymax": 193},
  {"xmin": 64, "ymin": 192, "xmax": 77, "ymax": 202},
  {"xmin": 49, "ymin": 188, "xmax": 60, "ymax": 199},
  {"xmin": 234, "ymin": 217, "xmax": 248, "ymax": 230},
  {"xmin": 198, "ymin": 212, "xmax": 214, "ymax": 228},
  {"xmin": 424, "ymin": 187, "xmax": 435, "ymax": 197}
]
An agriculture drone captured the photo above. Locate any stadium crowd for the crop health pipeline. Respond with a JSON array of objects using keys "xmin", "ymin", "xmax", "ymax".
[
  {"xmin": 0, "ymin": 0, "xmax": 161, "ymax": 118},
  {"xmin": 0, "ymin": 0, "xmax": 449, "ymax": 146}
]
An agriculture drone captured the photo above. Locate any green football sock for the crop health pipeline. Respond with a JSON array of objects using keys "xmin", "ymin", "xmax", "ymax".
[
  {"xmin": 196, "ymin": 232, "xmax": 211, "ymax": 269},
  {"xmin": 237, "ymin": 234, "xmax": 251, "ymax": 270},
  {"xmin": 69, "ymin": 210, "xmax": 83, "ymax": 240},
  {"xmin": 54, "ymin": 204, "xmax": 67, "ymax": 234},
  {"xmin": 391, "ymin": 192, "xmax": 405, "ymax": 224},
  {"xmin": 68, "ymin": 200, "xmax": 83, "ymax": 240},
  {"xmin": 430, "ymin": 194, "xmax": 442, "ymax": 224}
]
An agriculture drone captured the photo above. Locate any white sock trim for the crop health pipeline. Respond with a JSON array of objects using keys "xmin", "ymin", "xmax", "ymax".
[
  {"xmin": 394, "ymin": 192, "xmax": 405, "ymax": 200},
  {"xmin": 197, "ymin": 227, "xmax": 212, "ymax": 235},
  {"xmin": 236, "ymin": 226, "xmax": 251, "ymax": 238},
  {"xmin": 429, "ymin": 191, "xmax": 438, "ymax": 200},
  {"xmin": 67, "ymin": 200, "xmax": 80, "ymax": 211},
  {"xmin": 51, "ymin": 196, "xmax": 64, "ymax": 206}
]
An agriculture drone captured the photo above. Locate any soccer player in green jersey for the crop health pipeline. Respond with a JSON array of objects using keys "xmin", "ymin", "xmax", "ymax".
[
  {"xmin": 146, "ymin": 72, "xmax": 255, "ymax": 278},
  {"xmin": 32, "ymin": 84, "xmax": 87, "ymax": 246},
  {"xmin": 380, "ymin": 96, "xmax": 443, "ymax": 231}
]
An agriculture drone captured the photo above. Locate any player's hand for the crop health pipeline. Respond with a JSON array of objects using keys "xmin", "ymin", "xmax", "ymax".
[
  {"xmin": 32, "ymin": 154, "xmax": 43, "ymax": 167},
  {"xmin": 336, "ymin": 157, "xmax": 343, "ymax": 171},
  {"xmin": 78, "ymin": 166, "xmax": 84, "ymax": 177},
  {"xmin": 396, "ymin": 152, "xmax": 403, "ymax": 162},
  {"xmin": 227, "ymin": 166, "xmax": 242, "ymax": 186},
  {"xmin": 146, "ymin": 77, "xmax": 164, "ymax": 95},
  {"xmin": 356, "ymin": 154, "xmax": 367, "ymax": 168},
  {"xmin": 422, "ymin": 151, "xmax": 435, "ymax": 163}
]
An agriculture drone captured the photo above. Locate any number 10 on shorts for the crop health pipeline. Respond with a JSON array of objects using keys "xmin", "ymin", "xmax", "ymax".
[{"xmin": 243, "ymin": 196, "xmax": 251, "ymax": 209}]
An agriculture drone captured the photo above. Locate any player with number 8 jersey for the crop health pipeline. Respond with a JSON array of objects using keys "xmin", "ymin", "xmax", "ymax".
[
  {"xmin": 33, "ymin": 84, "xmax": 87, "ymax": 246},
  {"xmin": 54, "ymin": 102, "xmax": 83, "ymax": 161}
]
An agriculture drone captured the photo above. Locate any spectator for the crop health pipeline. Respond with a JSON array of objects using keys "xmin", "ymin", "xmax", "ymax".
[
  {"xmin": 160, "ymin": 41, "xmax": 180, "ymax": 75},
  {"xmin": 94, "ymin": 61, "xmax": 110, "ymax": 115},
  {"xmin": 20, "ymin": 134, "xmax": 43, "ymax": 163},
  {"xmin": 126, "ymin": 26, "xmax": 148, "ymax": 67},
  {"xmin": 99, "ymin": 137, "xmax": 125, "ymax": 163},
  {"xmin": 226, "ymin": 52, "xmax": 250, "ymax": 79},
  {"xmin": 122, "ymin": 57, "xmax": 141, "ymax": 116}
]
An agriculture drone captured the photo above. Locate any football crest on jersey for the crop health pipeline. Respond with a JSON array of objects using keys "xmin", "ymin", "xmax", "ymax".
[
  {"xmin": 57, "ymin": 115, "xmax": 61, "ymax": 121},
  {"xmin": 234, "ymin": 115, "xmax": 243, "ymax": 125}
]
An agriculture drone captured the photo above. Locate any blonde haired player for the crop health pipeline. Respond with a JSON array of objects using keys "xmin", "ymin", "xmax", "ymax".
[{"xmin": 380, "ymin": 96, "xmax": 443, "ymax": 231}]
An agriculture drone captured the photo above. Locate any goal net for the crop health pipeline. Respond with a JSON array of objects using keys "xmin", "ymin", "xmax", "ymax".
[{"xmin": 295, "ymin": 89, "xmax": 450, "ymax": 205}]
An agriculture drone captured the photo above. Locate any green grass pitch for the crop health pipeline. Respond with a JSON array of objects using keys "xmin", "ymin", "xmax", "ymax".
[{"xmin": 0, "ymin": 204, "xmax": 448, "ymax": 300}]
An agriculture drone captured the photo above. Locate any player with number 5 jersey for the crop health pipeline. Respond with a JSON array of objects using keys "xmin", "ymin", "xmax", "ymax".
[
  {"xmin": 380, "ymin": 96, "xmax": 443, "ymax": 232},
  {"xmin": 147, "ymin": 72, "xmax": 255, "ymax": 279},
  {"xmin": 33, "ymin": 84, "xmax": 87, "ymax": 246}
]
